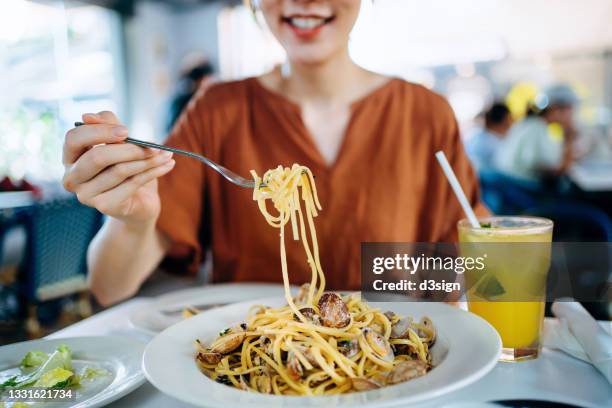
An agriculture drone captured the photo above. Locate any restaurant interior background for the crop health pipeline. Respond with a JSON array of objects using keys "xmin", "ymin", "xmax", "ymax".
[{"xmin": 0, "ymin": 0, "xmax": 611, "ymax": 344}]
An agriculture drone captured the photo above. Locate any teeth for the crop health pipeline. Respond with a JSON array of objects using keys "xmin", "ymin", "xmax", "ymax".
[{"xmin": 290, "ymin": 17, "xmax": 326, "ymax": 29}]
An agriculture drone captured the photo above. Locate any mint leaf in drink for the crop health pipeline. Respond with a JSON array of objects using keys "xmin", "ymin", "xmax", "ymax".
[
  {"xmin": 475, "ymin": 275, "xmax": 506, "ymax": 300},
  {"xmin": 480, "ymin": 222, "xmax": 492, "ymax": 228}
]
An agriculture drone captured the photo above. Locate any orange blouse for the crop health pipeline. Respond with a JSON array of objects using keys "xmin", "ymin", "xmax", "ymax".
[{"xmin": 156, "ymin": 77, "xmax": 488, "ymax": 290}]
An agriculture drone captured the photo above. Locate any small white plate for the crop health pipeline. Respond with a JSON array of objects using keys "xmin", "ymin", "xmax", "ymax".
[
  {"xmin": 143, "ymin": 297, "xmax": 501, "ymax": 408},
  {"xmin": 129, "ymin": 283, "xmax": 295, "ymax": 333},
  {"xmin": 0, "ymin": 336, "xmax": 146, "ymax": 408}
]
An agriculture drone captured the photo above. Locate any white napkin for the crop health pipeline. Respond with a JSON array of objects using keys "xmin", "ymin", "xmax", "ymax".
[{"xmin": 542, "ymin": 301, "xmax": 612, "ymax": 384}]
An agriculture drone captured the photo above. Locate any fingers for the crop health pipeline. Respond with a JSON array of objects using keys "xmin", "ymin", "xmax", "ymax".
[
  {"xmin": 65, "ymin": 144, "xmax": 161, "ymax": 188},
  {"xmin": 82, "ymin": 111, "xmax": 121, "ymax": 125},
  {"xmin": 76, "ymin": 151, "xmax": 174, "ymax": 198},
  {"xmin": 63, "ymin": 123, "xmax": 128, "ymax": 165},
  {"xmin": 86, "ymin": 160, "xmax": 176, "ymax": 211},
  {"xmin": 63, "ymin": 110, "xmax": 123, "ymax": 166}
]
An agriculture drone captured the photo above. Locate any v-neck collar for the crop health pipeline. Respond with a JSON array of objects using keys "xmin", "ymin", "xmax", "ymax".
[{"xmin": 249, "ymin": 76, "xmax": 399, "ymax": 170}]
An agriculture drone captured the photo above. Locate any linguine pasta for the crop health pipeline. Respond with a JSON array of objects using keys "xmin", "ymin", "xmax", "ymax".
[{"xmin": 194, "ymin": 164, "xmax": 436, "ymax": 395}]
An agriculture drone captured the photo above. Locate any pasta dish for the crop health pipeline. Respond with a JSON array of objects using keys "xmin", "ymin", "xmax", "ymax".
[{"xmin": 194, "ymin": 164, "xmax": 436, "ymax": 395}]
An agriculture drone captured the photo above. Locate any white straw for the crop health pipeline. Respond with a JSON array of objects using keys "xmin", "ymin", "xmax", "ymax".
[{"xmin": 435, "ymin": 151, "xmax": 480, "ymax": 228}]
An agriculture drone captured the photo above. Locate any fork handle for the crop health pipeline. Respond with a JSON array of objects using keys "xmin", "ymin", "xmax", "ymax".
[
  {"xmin": 125, "ymin": 137, "xmax": 181, "ymax": 155},
  {"xmin": 73, "ymin": 121, "xmax": 255, "ymax": 188},
  {"xmin": 123, "ymin": 138, "xmax": 218, "ymax": 168},
  {"xmin": 74, "ymin": 121, "xmax": 206, "ymax": 162}
]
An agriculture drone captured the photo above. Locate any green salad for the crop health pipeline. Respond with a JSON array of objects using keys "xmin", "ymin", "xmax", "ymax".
[{"xmin": 0, "ymin": 344, "xmax": 109, "ymax": 399}]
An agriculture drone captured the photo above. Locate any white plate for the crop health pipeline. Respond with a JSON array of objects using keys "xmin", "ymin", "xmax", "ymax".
[
  {"xmin": 143, "ymin": 297, "xmax": 501, "ymax": 408},
  {"xmin": 0, "ymin": 336, "xmax": 146, "ymax": 408},
  {"xmin": 129, "ymin": 283, "xmax": 295, "ymax": 333}
]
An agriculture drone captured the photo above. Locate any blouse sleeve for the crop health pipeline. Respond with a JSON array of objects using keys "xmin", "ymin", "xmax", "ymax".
[{"xmin": 156, "ymin": 85, "xmax": 214, "ymax": 275}]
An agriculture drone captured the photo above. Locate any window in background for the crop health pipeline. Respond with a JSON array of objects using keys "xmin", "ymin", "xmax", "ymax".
[
  {"xmin": 217, "ymin": 5, "xmax": 285, "ymax": 80},
  {"xmin": 0, "ymin": 0, "xmax": 125, "ymax": 182}
]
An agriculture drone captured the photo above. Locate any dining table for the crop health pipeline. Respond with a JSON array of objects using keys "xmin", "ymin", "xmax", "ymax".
[
  {"xmin": 569, "ymin": 159, "xmax": 612, "ymax": 193},
  {"xmin": 45, "ymin": 295, "xmax": 612, "ymax": 408}
]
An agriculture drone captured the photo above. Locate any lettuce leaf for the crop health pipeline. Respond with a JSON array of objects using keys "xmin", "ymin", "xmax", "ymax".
[
  {"xmin": 1, "ymin": 345, "xmax": 73, "ymax": 389},
  {"xmin": 81, "ymin": 367, "xmax": 110, "ymax": 381},
  {"xmin": 33, "ymin": 367, "xmax": 74, "ymax": 388},
  {"xmin": 20, "ymin": 351, "xmax": 48, "ymax": 368}
]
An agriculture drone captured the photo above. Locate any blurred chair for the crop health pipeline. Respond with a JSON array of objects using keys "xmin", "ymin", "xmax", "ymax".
[
  {"xmin": 524, "ymin": 202, "xmax": 612, "ymax": 320},
  {"xmin": 478, "ymin": 170, "xmax": 541, "ymax": 214},
  {"xmin": 18, "ymin": 197, "xmax": 102, "ymax": 336},
  {"xmin": 0, "ymin": 210, "xmax": 21, "ymax": 327},
  {"xmin": 524, "ymin": 201, "xmax": 612, "ymax": 242}
]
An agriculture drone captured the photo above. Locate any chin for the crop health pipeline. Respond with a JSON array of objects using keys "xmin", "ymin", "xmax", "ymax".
[
  {"xmin": 284, "ymin": 42, "xmax": 342, "ymax": 66},
  {"xmin": 287, "ymin": 51, "xmax": 334, "ymax": 66}
]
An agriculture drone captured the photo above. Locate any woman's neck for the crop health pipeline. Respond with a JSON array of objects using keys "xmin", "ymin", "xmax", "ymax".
[{"xmin": 263, "ymin": 49, "xmax": 385, "ymax": 107}]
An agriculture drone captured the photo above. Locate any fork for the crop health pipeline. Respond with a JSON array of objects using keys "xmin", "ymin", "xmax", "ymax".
[
  {"xmin": 74, "ymin": 121, "xmax": 260, "ymax": 189},
  {"xmin": 160, "ymin": 302, "xmax": 228, "ymax": 316}
]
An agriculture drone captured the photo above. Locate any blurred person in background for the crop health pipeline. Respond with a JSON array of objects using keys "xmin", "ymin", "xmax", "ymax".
[
  {"xmin": 495, "ymin": 84, "xmax": 579, "ymax": 182},
  {"xmin": 61, "ymin": 0, "xmax": 487, "ymax": 306},
  {"xmin": 466, "ymin": 102, "xmax": 513, "ymax": 171},
  {"xmin": 166, "ymin": 55, "xmax": 215, "ymax": 132}
]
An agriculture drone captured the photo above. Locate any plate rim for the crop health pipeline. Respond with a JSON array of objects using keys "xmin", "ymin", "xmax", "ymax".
[{"xmin": 128, "ymin": 283, "xmax": 296, "ymax": 334}]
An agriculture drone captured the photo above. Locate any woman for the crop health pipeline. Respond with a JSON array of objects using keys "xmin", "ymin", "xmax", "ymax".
[{"xmin": 62, "ymin": 0, "xmax": 486, "ymax": 306}]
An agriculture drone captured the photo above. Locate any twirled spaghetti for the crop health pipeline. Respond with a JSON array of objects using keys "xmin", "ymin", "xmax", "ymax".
[{"xmin": 194, "ymin": 164, "xmax": 436, "ymax": 395}]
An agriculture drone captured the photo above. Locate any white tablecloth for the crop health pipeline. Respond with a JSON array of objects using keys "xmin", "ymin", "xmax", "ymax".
[{"xmin": 48, "ymin": 298, "xmax": 612, "ymax": 408}]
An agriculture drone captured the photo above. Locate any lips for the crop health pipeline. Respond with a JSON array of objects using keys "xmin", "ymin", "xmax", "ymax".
[
  {"xmin": 283, "ymin": 16, "xmax": 334, "ymax": 29},
  {"xmin": 281, "ymin": 15, "xmax": 335, "ymax": 38}
]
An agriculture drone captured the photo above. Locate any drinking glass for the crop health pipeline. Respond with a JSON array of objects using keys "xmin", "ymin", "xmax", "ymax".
[{"xmin": 458, "ymin": 216, "xmax": 553, "ymax": 361}]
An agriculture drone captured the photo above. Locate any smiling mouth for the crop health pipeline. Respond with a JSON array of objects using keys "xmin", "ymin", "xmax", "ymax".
[{"xmin": 282, "ymin": 15, "xmax": 335, "ymax": 30}]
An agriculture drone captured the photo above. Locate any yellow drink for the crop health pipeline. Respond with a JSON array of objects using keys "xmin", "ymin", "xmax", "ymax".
[
  {"xmin": 467, "ymin": 302, "xmax": 544, "ymax": 349},
  {"xmin": 458, "ymin": 216, "xmax": 553, "ymax": 361}
]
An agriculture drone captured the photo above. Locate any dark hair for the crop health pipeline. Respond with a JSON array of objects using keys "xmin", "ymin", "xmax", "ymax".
[
  {"xmin": 185, "ymin": 62, "xmax": 214, "ymax": 82},
  {"xmin": 526, "ymin": 101, "xmax": 571, "ymax": 118},
  {"xmin": 484, "ymin": 102, "xmax": 511, "ymax": 128}
]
